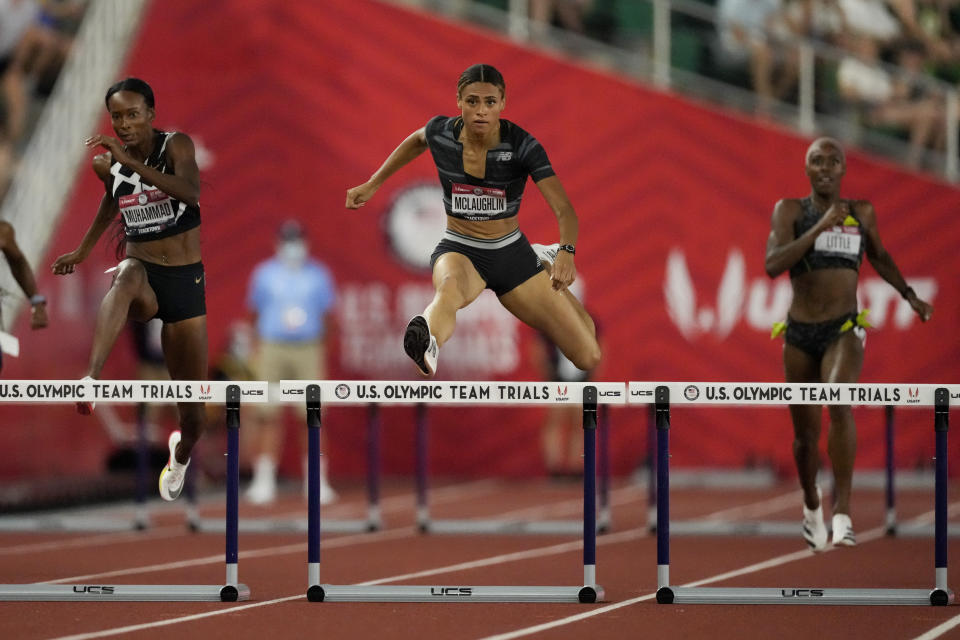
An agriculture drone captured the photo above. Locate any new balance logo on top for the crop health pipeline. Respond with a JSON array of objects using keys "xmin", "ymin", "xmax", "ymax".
[{"xmin": 496, "ymin": 152, "xmax": 512, "ymax": 161}]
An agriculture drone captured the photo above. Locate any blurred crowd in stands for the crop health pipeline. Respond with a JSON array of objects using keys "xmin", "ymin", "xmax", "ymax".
[
  {"xmin": 478, "ymin": 0, "xmax": 960, "ymax": 172},
  {"xmin": 0, "ymin": 0, "xmax": 87, "ymax": 201}
]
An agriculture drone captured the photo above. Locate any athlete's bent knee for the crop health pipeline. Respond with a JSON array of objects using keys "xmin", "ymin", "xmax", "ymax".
[{"xmin": 571, "ymin": 343, "xmax": 601, "ymax": 372}]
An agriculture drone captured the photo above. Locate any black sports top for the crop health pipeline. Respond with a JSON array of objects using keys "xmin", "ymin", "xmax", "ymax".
[
  {"xmin": 789, "ymin": 197, "xmax": 866, "ymax": 278},
  {"xmin": 109, "ymin": 130, "xmax": 201, "ymax": 242},
  {"xmin": 424, "ymin": 115, "xmax": 555, "ymax": 221}
]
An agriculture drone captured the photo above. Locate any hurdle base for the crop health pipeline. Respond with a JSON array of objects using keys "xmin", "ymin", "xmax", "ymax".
[
  {"xmin": 0, "ymin": 516, "xmax": 149, "ymax": 533},
  {"xmin": 422, "ymin": 518, "xmax": 610, "ymax": 536},
  {"xmin": 0, "ymin": 583, "xmax": 250, "ymax": 602},
  {"xmin": 306, "ymin": 584, "xmax": 605, "ymax": 603},
  {"xmin": 889, "ymin": 523, "xmax": 960, "ymax": 538},
  {"xmin": 660, "ymin": 587, "xmax": 953, "ymax": 605},
  {"xmin": 668, "ymin": 520, "xmax": 800, "ymax": 537},
  {"xmin": 190, "ymin": 517, "xmax": 378, "ymax": 534}
]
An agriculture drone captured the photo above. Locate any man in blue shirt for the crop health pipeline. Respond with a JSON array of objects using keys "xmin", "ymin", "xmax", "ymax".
[{"xmin": 246, "ymin": 220, "xmax": 337, "ymax": 504}]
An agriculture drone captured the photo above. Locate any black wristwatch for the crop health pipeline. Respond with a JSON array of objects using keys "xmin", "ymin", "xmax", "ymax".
[{"xmin": 558, "ymin": 244, "xmax": 576, "ymax": 255}]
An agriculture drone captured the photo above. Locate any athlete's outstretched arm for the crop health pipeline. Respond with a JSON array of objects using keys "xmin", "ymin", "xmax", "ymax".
[
  {"xmin": 0, "ymin": 222, "xmax": 47, "ymax": 328},
  {"xmin": 535, "ymin": 175, "xmax": 578, "ymax": 290},
  {"xmin": 345, "ymin": 128, "xmax": 428, "ymax": 209},
  {"xmin": 856, "ymin": 201, "xmax": 933, "ymax": 321},
  {"xmin": 51, "ymin": 193, "xmax": 118, "ymax": 275}
]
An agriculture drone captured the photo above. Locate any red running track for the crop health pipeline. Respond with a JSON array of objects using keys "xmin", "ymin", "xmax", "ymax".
[{"xmin": 0, "ymin": 479, "xmax": 958, "ymax": 639}]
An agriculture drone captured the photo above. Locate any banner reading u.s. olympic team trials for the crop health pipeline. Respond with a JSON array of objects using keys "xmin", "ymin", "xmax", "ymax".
[
  {"xmin": 628, "ymin": 382, "xmax": 959, "ymax": 406},
  {"xmin": 0, "ymin": 380, "xmax": 269, "ymax": 404},
  {"xmin": 278, "ymin": 381, "xmax": 626, "ymax": 405}
]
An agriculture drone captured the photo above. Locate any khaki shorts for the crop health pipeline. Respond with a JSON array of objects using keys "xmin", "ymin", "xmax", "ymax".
[{"xmin": 254, "ymin": 340, "xmax": 326, "ymax": 418}]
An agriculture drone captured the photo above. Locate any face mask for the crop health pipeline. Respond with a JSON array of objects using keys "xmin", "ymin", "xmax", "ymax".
[{"xmin": 278, "ymin": 240, "xmax": 307, "ymax": 267}]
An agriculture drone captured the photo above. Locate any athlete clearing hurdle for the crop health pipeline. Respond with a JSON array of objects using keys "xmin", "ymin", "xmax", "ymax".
[
  {"xmin": 346, "ymin": 63, "xmax": 600, "ymax": 378},
  {"xmin": 52, "ymin": 78, "xmax": 207, "ymax": 502}
]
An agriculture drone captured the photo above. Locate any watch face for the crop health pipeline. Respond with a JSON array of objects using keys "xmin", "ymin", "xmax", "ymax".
[{"xmin": 384, "ymin": 182, "xmax": 446, "ymax": 271}]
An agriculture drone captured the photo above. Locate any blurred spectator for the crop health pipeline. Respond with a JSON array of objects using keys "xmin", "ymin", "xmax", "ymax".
[
  {"xmin": 245, "ymin": 220, "xmax": 337, "ymax": 505},
  {"xmin": 0, "ymin": 0, "xmax": 39, "ymax": 199},
  {"xmin": 786, "ymin": 0, "xmax": 848, "ymax": 45},
  {"xmin": 838, "ymin": 0, "xmax": 904, "ymax": 43},
  {"xmin": 529, "ymin": 0, "xmax": 593, "ymax": 35},
  {"xmin": 716, "ymin": 0, "xmax": 800, "ymax": 113},
  {"xmin": 837, "ymin": 35, "xmax": 942, "ymax": 167},
  {"xmin": 12, "ymin": 1, "xmax": 87, "ymax": 98}
]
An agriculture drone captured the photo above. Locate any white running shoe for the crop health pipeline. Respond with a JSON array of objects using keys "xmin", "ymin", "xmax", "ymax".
[
  {"xmin": 158, "ymin": 430, "xmax": 190, "ymax": 501},
  {"xmin": 802, "ymin": 486, "xmax": 828, "ymax": 551},
  {"xmin": 245, "ymin": 457, "xmax": 277, "ymax": 505},
  {"xmin": 77, "ymin": 375, "xmax": 96, "ymax": 415},
  {"xmin": 832, "ymin": 513, "xmax": 856, "ymax": 547},
  {"xmin": 403, "ymin": 315, "xmax": 438, "ymax": 377},
  {"xmin": 531, "ymin": 243, "xmax": 559, "ymax": 269}
]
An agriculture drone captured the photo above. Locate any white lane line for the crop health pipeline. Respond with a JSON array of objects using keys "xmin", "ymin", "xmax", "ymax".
[
  {"xmin": 911, "ymin": 613, "xmax": 960, "ymax": 640},
  {"xmin": 0, "ymin": 526, "xmax": 184, "ymax": 556},
  {"xmin": 703, "ymin": 490, "xmax": 802, "ymax": 521}
]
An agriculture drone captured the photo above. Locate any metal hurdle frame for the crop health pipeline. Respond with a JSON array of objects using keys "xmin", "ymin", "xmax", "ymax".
[
  {"xmin": 0, "ymin": 398, "xmax": 154, "ymax": 533},
  {"xmin": 882, "ymin": 404, "xmax": 960, "ymax": 538},
  {"xmin": 188, "ymin": 403, "xmax": 383, "ymax": 535},
  {"xmin": 280, "ymin": 380, "xmax": 624, "ymax": 603},
  {"xmin": 629, "ymin": 381, "xmax": 956, "ymax": 606},
  {"xmin": 413, "ymin": 401, "xmax": 613, "ymax": 536},
  {"xmin": 0, "ymin": 380, "xmax": 265, "ymax": 602}
]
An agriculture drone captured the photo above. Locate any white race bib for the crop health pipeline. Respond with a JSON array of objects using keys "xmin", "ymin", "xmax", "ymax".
[
  {"xmin": 814, "ymin": 226, "xmax": 861, "ymax": 256},
  {"xmin": 451, "ymin": 183, "xmax": 506, "ymax": 219},
  {"xmin": 119, "ymin": 189, "xmax": 175, "ymax": 230}
]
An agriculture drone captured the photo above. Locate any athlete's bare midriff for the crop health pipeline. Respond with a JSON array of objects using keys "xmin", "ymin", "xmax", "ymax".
[
  {"xmin": 789, "ymin": 268, "xmax": 859, "ymax": 322},
  {"xmin": 446, "ymin": 215, "xmax": 520, "ymax": 239},
  {"xmin": 125, "ymin": 226, "xmax": 202, "ymax": 266}
]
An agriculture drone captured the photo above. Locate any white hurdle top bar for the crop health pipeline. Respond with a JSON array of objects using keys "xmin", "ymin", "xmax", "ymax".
[
  {"xmin": 279, "ymin": 381, "xmax": 626, "ymax": 405},
  {"xmin": 0, "ymin": 380, "xmax": 269, "ymax": 404},
  {"xmin": 629, "ymin": 382, "xmax": 959, "ymax": 406}
]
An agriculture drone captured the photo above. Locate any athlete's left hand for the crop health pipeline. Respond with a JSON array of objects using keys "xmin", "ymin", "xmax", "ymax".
[
  {"xmin": 85, "ymin": 134, "xmax": 133, "ymax": 166},
  {"xmin": 30, "ymin": 302, "xmax": 48, "ymax": 330},
  {"xmin": 551, "ymin": 251, "xmax": 576, "ymax": 291}
]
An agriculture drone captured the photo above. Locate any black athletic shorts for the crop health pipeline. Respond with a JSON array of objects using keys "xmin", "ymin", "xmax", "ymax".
[
  {"xmin": 430, "ymin": 229, "xmax": 544, "ymax": 297},
  {"xmin": 785, "ymin": 312, "xmax": 861, "ymax": 359},
  {"xmin": 141, "ymin": 260, "xmax": 206, "ymax": 323}
]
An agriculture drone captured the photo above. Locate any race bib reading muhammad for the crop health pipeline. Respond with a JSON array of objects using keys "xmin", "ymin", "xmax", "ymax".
[
  {"xmin": 814, "ymin": 226, "xmax": 861, "ymax": 257},
  {"xmin": 118, "ymin": 189, "xmax": 175, "ymax": 234},
  {"xmin": 451, "ymin": 183, "xmax": 506, "ymax": 220}
]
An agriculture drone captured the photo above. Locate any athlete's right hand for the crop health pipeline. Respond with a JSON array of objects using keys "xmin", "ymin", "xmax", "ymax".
[
  {"xmin": 345, "ymin": 182, "xmax": 378, "ymax": 209},
  {"xmin": 817, "ymin": 201, "xmax": 848, "ymax": 231},
  {"xmin": 52, "ymin": 250, "xmax": 85, "ymax": 275}
]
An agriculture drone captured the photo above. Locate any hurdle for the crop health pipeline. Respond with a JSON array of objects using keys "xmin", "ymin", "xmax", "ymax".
[
  {"xmin": 629, "ymin": 381, "xmax": 956, "ymax": 606},
  {"xmin": 188, "ymin": 404, "xmax": 383, "ymax": 534},
  {"xmin": 412, "ymin": 402, "xmax": 614, "ymax": 535},
  {"xmin": 0, "ymin": 380, "xmax": 265, "ymax": 602},
  {"xmin": 280, "ymin": 380, "xmax": 624, "ymax": 603},
  {"xmin": 881, "ymin": 405, "xmax": 960, "ymax": 538}
]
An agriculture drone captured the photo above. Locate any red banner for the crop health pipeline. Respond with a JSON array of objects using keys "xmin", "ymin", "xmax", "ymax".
[{"xmin": 2, "ymin": 0, "xmax": 956, "ymax": 482}]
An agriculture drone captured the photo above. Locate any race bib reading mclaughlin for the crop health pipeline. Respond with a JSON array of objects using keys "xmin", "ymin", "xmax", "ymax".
[{"xmin": 451, "ymin": 183, "xmax": 506, "ymax": 220}]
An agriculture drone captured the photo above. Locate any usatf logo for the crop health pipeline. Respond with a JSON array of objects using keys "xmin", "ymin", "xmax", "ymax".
[
  {"xmin": 906, "ymin": 387, "xmax": 921, "ymax": 404},
  {"xmin": 557, "ymin": 385, "xmax": 568, "ymax": 397},
  {"xmin": 335, "ymin": 384, "xmax": 350, "ymax": 399},
  {"xmin": 197, "ymin": 384, "xmax": 213, "ymax": 401},
  {"xmin": 683, "ymin": 385, "xmax": 699, "ymax": 401}
]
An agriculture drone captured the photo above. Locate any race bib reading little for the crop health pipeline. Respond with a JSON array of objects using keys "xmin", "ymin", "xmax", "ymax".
[
  {"xmin": 451, "ymin": 183, "xmax": 506, "ymax": 219},
  {"xmin": 814, "ymin": 226, "xmax": 861, "ymax": 256},
  {"xmin": 118, "ymin": 189, "xmax": 175, "ymax": 232}
]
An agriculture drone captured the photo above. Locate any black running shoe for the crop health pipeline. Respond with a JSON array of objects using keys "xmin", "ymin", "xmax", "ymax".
[{"xmin": 403, "ymin": 315, "xmax": 438, "ymax": 377}]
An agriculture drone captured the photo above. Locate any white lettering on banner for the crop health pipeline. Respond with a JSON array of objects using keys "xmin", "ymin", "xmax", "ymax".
[
  {"xmin": 813, "ymin": 227, "xmax": 861, "ymax": 256},
  {"xmin": 338, "ymin": 282, "xmax": 518, "ymax": 376},
  {"xmin": 451, "ymin": 183, "xmax": 506, "ymax": 220},
  {"xmin": 664, "ymin": 247, "xmax": 938, "ymax": 339},
  {"xmin": 118, "ymin": 189, "xmax": 175, "ymax": 229}
]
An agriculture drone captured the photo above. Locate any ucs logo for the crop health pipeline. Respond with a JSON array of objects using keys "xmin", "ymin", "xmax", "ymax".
[
  {"xmin": 430, "ymin": 587, "xmax": 473, "ymax": 596},
  {"xmin": 73, "ymin": 585, "xmax": 115, "ymax": 594},
  {"xmin": 781, "ymin": 589, "xmax": 824, "ymax": 597}
]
